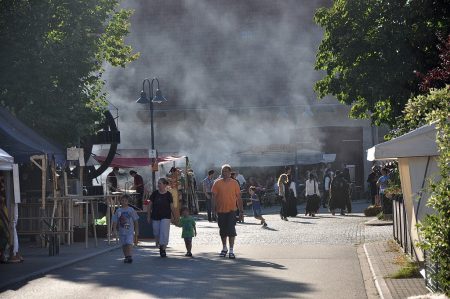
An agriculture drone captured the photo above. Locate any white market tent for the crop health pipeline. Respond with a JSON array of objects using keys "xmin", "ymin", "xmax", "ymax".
[
  {"xmin": 367, "ymin": 122, "xmax": 440, "ymax": 261},
  {"xmin": 367, "ymin": 123, "xmax": 438, "ymax": 160},
  {"xmin": 0, "ymin": 147, "xmax": 14, "ymax": 170}
]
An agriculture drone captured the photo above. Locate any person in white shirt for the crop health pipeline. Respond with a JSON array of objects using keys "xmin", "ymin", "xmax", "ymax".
[
  {"xmin": 235, "ymin": 170, "xmax": 246, "ymax": 188},
  {"xmin": 322, "ymin": 169, "xmax": 332, "ymax": 208},
  {"xmin": 305, "ymin": 173, "xmax": 320, "ymax": 216}
]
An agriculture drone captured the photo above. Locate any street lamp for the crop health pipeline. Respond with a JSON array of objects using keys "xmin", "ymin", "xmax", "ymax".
[{"xmin": 136, "ymin": 77, "xmax": 167, "ymax": 191}]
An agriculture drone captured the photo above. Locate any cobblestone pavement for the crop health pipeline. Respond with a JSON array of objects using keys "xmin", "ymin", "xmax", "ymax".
[
  {"xmin": 0, "ymin": 199, "xmax": 397, "ymax": 298},
  {"xmin": 168, "ymin": 200, "xmax": 392, "ymax": 247}
]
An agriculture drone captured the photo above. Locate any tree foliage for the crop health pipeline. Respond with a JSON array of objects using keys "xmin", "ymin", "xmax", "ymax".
[
  {"xmin": 390, "ymin": 34, "xmax": 449, "ymax": 293},
  {"xmin": 0, "ymin": 0, "xmax": 139, "ymax": 146},
  {"xmin": 417, "ymin": 34, "xmax": 450, "ymax": 92},
  {"xmin": 314, "ymin": 0, "xmax": 449, "ymax": 126}
]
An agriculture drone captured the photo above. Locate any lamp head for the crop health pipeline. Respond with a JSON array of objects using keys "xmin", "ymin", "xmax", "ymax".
[
  {"xmin": 136, "ymin": 91, "xmax": 150, "ymax": 104},
  {"xmin": 152, "ymin": 89, "xmax": 167, "ymax": 104},
  {"xmin": 69, "ymin": 161, "xmax": 76, "ymax": 171}
]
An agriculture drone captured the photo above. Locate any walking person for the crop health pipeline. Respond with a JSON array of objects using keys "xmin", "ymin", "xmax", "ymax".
[
  {"xmin": 231, "ymin": 171, "xmax": 244, "ymax": 223},
  {"xmin": 112, "ymin": 195, "xmax": 139, "ymax": 263},
  {"xmin": 322, "ymin": 169, "xmax": 332, "ymax": 208},
  {"xmin": 129, "ymin": 170, "xmax": 144, "ymax": 210},
  {"xmin": 377, "ymin": 167, "xmax": 391, "ymax": 214},
  {"xmin": 202, "ymin": 169, "xmax": 216, "ymax": 222},
  {"xmin": 211, "ymin": 164, "xmax": 243, "ymax": 259},
  {"xmin": 277, "ymin": 174, "xmax": 289, "ymax": 221},
  {"xmin": 106, "ymin": 167, "xmax": 119, "ymax": 193},
  {"xmin": 367, "ymin": 165, "xmax": 381, "ymax": 205},
  {"xmin": 342, "ymin": 168, "xmax": 353, "ymax": 213},
  {"xmin": 282, "ymin": 166, "xmax": 297, "ymax": 216},
  {"xmin": 247, "ymin": 186, "xmax": 267, "ymax": 227},
  {"xmin": 178, "ymin": 206, "xmax": 196, "ymax": 257},
  {"xmin": 287, "ymin": 177, "xmax": 298, "ymax": 217},
  {"xmin": 305, "ymin": 173, "xmax": 320, "ymax": 216},
  {"xmin": 329, "ymin": 170, "xmax": 350, "ymax": 216},
  {"xmin": 147, "ymin": 178, "xmax": 176, "ymax": 258}
]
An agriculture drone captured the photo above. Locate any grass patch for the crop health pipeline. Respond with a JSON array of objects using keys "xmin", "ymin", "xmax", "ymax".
[
  {"xmin": 388, "ymin": 261, "xmax": 422, "ymax": 278},
  {"xmin": 387, "ymin": 252, "xmax": 422, "ymax": 279},
  {"xmin": 377, "ymin": 211, "xmax": 384, "ymax": 220},
  {"xmin": 386, "ymin": 239, "xmax": 400, "ymax": 253}
]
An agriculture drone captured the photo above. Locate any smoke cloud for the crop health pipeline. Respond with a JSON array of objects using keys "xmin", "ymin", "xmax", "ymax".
[{"xmin": 103, "ymin": 0, "xmax": 333, "ymax": 176}]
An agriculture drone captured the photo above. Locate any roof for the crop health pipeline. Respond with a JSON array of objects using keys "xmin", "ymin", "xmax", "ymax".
[
  {"xmin": 230, "ymin": 147, "xmax": 336, "ymax": 167},
  {"xmin": 367, "ymin": 123, "xmax": 438, "ymax": 161},
  {"xmin": 0, "ymin": 106, "xmax": 65, "ymax": 163},
  {"xmin": 93, "ymin": 148, "xmax": 184, "ymax": 168}
]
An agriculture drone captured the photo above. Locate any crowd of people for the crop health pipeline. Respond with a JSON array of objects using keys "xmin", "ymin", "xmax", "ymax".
[
  {"xmin": 111, "ymin": 162, "xmax": 392, "ymax": 263},
  {"xmin": 113, "ymin": 164, "xmax": 243, "ymax": 261}
]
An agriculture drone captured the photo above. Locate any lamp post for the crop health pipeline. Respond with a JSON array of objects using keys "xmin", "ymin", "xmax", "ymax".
[{"xmin": 136, "ymin": 78, "xmax": 167, "ymax": 191}]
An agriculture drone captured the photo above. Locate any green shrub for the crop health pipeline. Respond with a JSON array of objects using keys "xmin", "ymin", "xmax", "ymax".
[{"xmin": 400, "ymin": 86, "xmax": 450, "ymax": 295}]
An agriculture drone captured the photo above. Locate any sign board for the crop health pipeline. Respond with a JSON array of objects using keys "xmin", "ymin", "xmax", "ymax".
[
  {"xmin": 148, "ymin": 149, "xmax": 157, "ymax": 158},
  {"xmin": 67, "ymin": 147, "xmax": 80, "ymax": 160},
  {"xmin": 67, "ymin": 147, "xmax": 85, "ymax": 166}
]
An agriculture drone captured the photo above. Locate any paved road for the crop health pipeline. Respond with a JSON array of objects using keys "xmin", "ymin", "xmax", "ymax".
[{"xmin": 1, "ymin": 200, "xmax": 390, "ymax": 298}]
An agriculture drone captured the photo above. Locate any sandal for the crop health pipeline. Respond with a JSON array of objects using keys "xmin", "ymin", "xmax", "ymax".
[
  {"xmin": 219, "ymin": 250, "xmax": 228, "ymax": 257},
  {"xmin": 228, "ymin": 252, "xmax": 236, "ymax": 259}
]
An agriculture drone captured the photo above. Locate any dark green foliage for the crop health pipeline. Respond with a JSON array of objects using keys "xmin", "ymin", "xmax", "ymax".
[
  {"xmin": 415, "ymin": 88, "xmax": 450, "ymax": 295},
  {"xmin": 314, "ymin": 0, "xmax": 449, "ymax": 126},
  {"xmin": 0, "ymin": 0, "xmax": 139, "ymax": 146}
]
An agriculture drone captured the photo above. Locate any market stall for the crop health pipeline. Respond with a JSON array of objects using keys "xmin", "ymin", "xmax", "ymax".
[
  {"xmin": 367, "ymin": 122, "xmax": 440, "ymax": 262},
  {"xmin": 93, "ymin": 149, "xmax": 194, "ymax": 238},
  {"xmin": 0, "ymin": 148, "xmax": 21, "ymax": 261}
]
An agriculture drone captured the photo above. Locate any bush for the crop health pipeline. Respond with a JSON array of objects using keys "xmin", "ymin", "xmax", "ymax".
[
  {"xmin": 402, "ymin": 86, "xmax": 450, "ymax": 295},
  {"xmin": 364, "ymin": 205, "xmax": 382, "ymax": 216}
]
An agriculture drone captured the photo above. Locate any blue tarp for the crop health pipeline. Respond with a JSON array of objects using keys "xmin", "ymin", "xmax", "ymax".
[{"xmin": 0, "ymin": 106, "xmax": 65, "ymax": 164}]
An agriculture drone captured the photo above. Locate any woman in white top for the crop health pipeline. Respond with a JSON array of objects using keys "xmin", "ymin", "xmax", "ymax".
[{"xmin": 305, "ymin": 173, "xmax": 320, "ymax": 216}]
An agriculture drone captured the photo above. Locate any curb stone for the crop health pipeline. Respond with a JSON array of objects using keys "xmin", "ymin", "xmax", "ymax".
[
  {"xmin": 365, "ymin": 218, "xmax": 393, "ymax": 226},
  {"xmin": 364, "ymin": 243, "xmax": 394, "ymax": 299}
]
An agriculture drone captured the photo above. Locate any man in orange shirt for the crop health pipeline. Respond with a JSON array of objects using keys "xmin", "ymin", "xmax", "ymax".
[{"xmin": 211, "ymin": 164, "xmax": 243, "ymax": 259}]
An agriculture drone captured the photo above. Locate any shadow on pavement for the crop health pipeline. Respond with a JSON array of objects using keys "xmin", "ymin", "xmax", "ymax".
[
  {"xmin": 288, "ymin": 220, "xmax": 315, "ymax": 225},
  {"xmin": 9, "ymin": 247, "xmax": 314, "ymax": 298},
  {"xmin": 262, "ymin": 226, "xmax": 278, "ymax": 231},
  {"xmin": 343, "ymin": 214, "xmax": 366, "ymax": 218}
]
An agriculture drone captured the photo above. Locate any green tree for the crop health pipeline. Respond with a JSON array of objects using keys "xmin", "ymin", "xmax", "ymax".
[
  {"xmin": 314, "ymin": 0, "xmax": 449, "ymax": 126},
  {"xmin": 0, "ymin": 0, "xmax": 139, "ymax": 146}
]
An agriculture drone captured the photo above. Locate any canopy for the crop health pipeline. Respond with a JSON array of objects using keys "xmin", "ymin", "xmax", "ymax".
[
  {"xmin": 230, "ymin": 146, "xmax": 336, "ymax": 167},
  {"xmin": 93, "ymin": 148, "xmax": 184, "ymax": 168},
  {"xmin": 367, "ymin": 123, "xmax": 438, "ymax": 161},
  {"xmin": 0, "ymin": 107, "xmax": 65, "ymax": 163},
  {"xmin": 0, "ymin": 148, "xmax": 13, "ymax": 171}
]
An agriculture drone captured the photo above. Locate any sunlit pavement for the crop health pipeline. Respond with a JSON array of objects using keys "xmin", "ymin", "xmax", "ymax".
[{"xmin": 1, "ymin": 200, "xmax": 389, "ymax": 298}]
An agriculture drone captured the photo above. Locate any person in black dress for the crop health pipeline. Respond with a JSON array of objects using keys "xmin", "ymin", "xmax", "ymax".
[
  {"xmin": 277, "ymin": 174, "xmax": 289, "ymax": 221},
  {"xmin": 147, "ymin": 178, "xmax": 175, "ymax": 257}
]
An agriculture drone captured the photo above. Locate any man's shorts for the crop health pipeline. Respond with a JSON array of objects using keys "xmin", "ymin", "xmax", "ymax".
[
  {"xmin": 183, "ymin": 237, "xmax": 193, "ymax": 243},
  {"xmin": 217, "ymin": 211, "xmax": 237, "ymax": 238}
]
